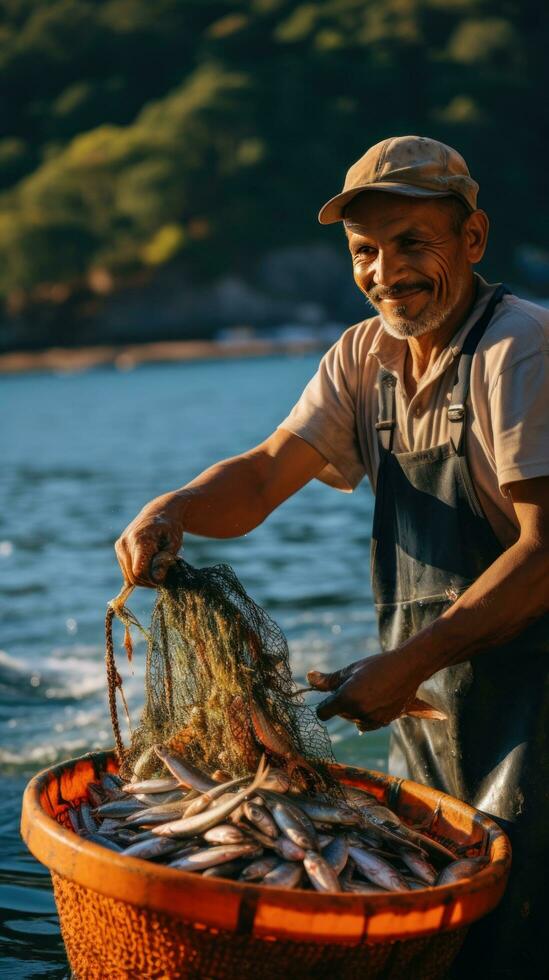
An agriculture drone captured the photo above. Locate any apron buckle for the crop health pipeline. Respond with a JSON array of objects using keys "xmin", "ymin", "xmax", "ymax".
[{"xmin": 448, "ymin": 402, "xmax": 465, "ymax": 422}]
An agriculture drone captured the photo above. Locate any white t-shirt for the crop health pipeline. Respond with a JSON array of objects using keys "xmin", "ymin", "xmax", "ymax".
[{"xmin": 279, "ymin": 275, "xmax": 549, "ymax": 547}]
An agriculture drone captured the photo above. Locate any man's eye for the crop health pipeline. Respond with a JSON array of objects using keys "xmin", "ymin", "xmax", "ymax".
[
  {"xmin": 401, "ymin": 238, "xmax": 421, "ymax": 248},
  {"xmin": 354, "ymin": 246, "xmax": 376, "ymax": 258}
]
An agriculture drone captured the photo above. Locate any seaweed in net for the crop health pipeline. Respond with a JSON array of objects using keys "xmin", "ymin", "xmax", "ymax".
[{"xmin": 105, "ymin": 557, "xmax": 337, "ymax": 793}]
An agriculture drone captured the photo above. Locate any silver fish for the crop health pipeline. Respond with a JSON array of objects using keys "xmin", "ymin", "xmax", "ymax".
[
  {"xmin": 348, "ymin": 846, "xmax": 411, "ymax": 892},
  {"xmin": 203, "ymin": 824, "xmax": 249, "ymax": 845},
  {"xmin": 122, "ymin": 777, "xmax": 179, "ymax": 795},
  {"xmin": 274, "ymin": 836, "xmax": 306, "ymax": 861},
  {"xmin": 169, "ymin": 843, "xmax": 260, "ymax": 871},
  {"xmin": 322, "ymin": 836, "xmax": 348, "ymax": 874},
  {"xmin": 243, "ymin": 801, "xmax": 278, "ymax": 839},
  {"xmin": 124, "ymin": 799, "xmax": 189, "ymax": 826},
  {"xmin": 202, "ymin": 859, "xmax": 248, "ymax": 879},
  {"xmin": 262, "ymin": 793, "xmax": 318, "ymax": 851},
  {"xmin": 154, "ymin": 757, "xmax": 270, "ymax": 838},
  {"xmin": 262, "ymin": 861, "xmax": 303, "ymax": 889},
  {"xmin": 303, "ymin": 850, "xmax": 340, "ymax": 892},
  {"xmin": 154, "ymin": 745, "xmax": 216, "ymax": 793},
  {"xmin": 82, "ymin": 831, "xmax": 122, "ymax": 852},
  {"xmin": 292, "ymin": 799, "xmax": 361, "ymax": 827},
  {"xmin": 122, "ymin": 836, "xmax": 191, "ymax": 861},
  {"xmin": 436, "ymin": 856, "xmax": 489, "ymax": 886},
  {"xmin": 184, "ymin": 775, "xmax": 252, "ymax": 818},
  {"xmin": 239, "ymin": 855, "xmax": 279, "ymax": 882},
  {"xmin": 133, "ymin": 790, "xmax": 184, "ymax": 807},
  {"xmin": 399, "ymin": 848, "xmax": 437, "ymax": 885},
  {"xmin": 95, "ymin": 799, "xmax": 143, "ymax": 818}
]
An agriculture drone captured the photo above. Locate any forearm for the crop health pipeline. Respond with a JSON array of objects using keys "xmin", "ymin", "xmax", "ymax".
[
  {"xmin": 404, "ymin": 538, "xmax": 549, "ymax": 682},
  {"xmin": 168, "ymin": 451, "xmax": 274, "ymax": 539}
]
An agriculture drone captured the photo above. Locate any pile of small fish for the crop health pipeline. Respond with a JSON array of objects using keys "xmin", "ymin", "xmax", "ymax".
[{"xmin": 65, "ymin": 748, "xmax": 489, "ymax": 892}]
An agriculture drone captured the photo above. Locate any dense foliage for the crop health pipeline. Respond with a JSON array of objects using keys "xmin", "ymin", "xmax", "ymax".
[{"xmin": 0, "ymin": 0, "xmax": 547, "ymax": 301}]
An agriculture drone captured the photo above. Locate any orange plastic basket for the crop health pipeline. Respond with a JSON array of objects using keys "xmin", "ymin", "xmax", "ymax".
[{"xmin": 21, "ymin": 750, "xmax": 511, "ymax": 980}]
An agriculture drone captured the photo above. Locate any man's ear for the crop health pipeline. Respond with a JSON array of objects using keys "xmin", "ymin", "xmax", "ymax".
[{"xmin": 465, "ymin": 209, "xmax": 489, "ymax": 264}]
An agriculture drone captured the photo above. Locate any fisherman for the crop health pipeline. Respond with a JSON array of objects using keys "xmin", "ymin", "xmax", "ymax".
[{"xmin": 115, "ymin": 136, "xmax": 549, "ymax": 979}]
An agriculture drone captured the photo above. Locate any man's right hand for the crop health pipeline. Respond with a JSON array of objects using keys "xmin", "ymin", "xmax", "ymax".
[{"xmin": 115, "ymin": 491, "xmax": 186, "ymax": 587}]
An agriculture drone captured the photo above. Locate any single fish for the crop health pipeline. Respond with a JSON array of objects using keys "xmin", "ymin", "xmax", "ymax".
[
  {"xmin": 348, "ymin": 846, "xmax": 411, "ymax": 892},
  {"xmin": 82, "ymin": 832, "xmax": 122, "ymax": 853},
  {"xmin": 122, "ymin": 777, "xmax": 179, "ymax": 795},
  {"xmin": 249, "ymin": 702, "xmax": 318, "ymax": 781},
  {"xmin": 169, "ymin": 843, "xmax": 260, "ymax": 871},
  {"xmin": 322, "ymin": 836, "xmax": 349, "ymax": 874},
  {"xmin": 262, "ymin": 861, "xmax": 303, "ymax": 890},
  {"xmin": 123, "ymin": 837, "xmax": 200, "ymax": 861},
  {"xmin": 436, "ymin": 856, "xmax": 489, "ymax": 886},
  {"xmin": 261, "ymin": 792, "xmax": 318, "ymax": 851},
  {"xmin": 153, "ymin": 756, "xmax": 270, "ymax": 838},
  {"xmin": 292, "ymin": 799, "xmax": 361, "ymax": 827},
  {"xmin": 399, "ymin": 848, "xmax": 437, "ymax": 885},
  {"xmin": 203, "ymin": 824, "xmax": 249, "ymax": 845},
  {"xmin": 96, "ymin": 817, "xmax": 124, "ymax": 833},
  {"xmin": 402, "ymin": 697, "xmax": 447, "ymax": 720},
  {"xmin": 303, "ymin": 850, "xmax": 341, "ymax": 892},
  {"xmin": 95, "ymin": 799, "xmax": 143, "ymax": 819},
  {"xmin": 295, "ymin": 687, "xmax": 446, "ymax": 720},
  {"xmin": 132, "ymin": 790, "xmax": 184, "ymax": 807},
  {"xmin": 184, "ymin": 775, "xmax": 251, "ymax": 818},
  {"xmin": 202, "ymin": 859, "xmax": 248, "ymax": 879},
  {"xmin": 239, "ymin": 855, "xmax": 279, "ymax": 882},
  {"xmin": 79, "ymin": 801, "xmax": 98, "ymax": 835},
  {"xmin": 243, "ymin": 801, "xmax": 279, "ymax": 839},
  {"xmin": 154, "ymin": 745, "xmax": 217, "ymax": 793},
  {"xmin": 124, "ymin": 799, "xmax": 189, "ymax": 826}
]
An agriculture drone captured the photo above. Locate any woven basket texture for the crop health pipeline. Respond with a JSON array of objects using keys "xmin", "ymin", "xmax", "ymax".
[{"xmin": 52, "ymin": 872, "xmax": 467, "ymax": 980}]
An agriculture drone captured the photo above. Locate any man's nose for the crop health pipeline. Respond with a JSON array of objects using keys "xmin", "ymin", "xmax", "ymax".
[{"xmin": 371, "ymin": 248, "xmax": 407, "ymax": 289}]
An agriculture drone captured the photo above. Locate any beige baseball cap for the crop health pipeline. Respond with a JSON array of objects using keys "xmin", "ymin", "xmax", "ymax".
[{"xmin": 318, "ymin": 135, "xmax": 479, "ymax": 224}]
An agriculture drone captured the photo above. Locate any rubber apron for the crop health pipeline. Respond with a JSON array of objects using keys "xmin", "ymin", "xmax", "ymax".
[{"xmin": 371, "ymin": 283, "xmax": 549, "ymax": 978}]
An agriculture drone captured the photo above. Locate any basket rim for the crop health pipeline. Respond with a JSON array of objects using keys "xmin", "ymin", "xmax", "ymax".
[{"xmin": 20, "ymin": 749, "xmax": 512, "ymax": 945}]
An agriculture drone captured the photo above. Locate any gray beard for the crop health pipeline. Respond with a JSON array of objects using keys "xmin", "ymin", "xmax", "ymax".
[{"xmin": 379, "ymin": 305, "xmax": 447, "ymax": 339}]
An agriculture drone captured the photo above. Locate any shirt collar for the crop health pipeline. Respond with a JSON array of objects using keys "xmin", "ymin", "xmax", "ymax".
[{"xmin": 368, "ymin": 274, "xmax": 501, "ymax": 381}]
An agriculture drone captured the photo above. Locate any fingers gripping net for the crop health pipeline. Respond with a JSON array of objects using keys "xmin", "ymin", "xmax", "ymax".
[{"xmin": 106, "ymin": 558, "xmax": 335, "ymax": 789}]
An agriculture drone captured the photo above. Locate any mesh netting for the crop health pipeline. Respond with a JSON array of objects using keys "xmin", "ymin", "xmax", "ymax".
[{"xmin": 105, "ymin": 557, "xmax": 335, "ymax": 790}]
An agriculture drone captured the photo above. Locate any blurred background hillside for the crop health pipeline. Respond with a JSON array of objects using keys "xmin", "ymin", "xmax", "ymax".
[{"xmin": 1, "ymin": 0, "xmax": 548, "ymax": 352}]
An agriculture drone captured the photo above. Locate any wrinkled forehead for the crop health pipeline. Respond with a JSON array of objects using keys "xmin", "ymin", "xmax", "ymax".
[{"xmin": 343, "ymin": 193, "xmax": 451, "ymax": 240}]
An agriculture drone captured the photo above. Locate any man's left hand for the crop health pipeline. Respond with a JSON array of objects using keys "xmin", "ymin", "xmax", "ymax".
[{"xmin": 307, "ymin": 650, "xmax": 425, "ymax": 731}]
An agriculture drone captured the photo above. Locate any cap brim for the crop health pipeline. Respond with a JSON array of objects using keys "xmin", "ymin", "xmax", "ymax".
[{"xmin": 318, "ymin": 182, "xmax": 455, "ymax": 225}]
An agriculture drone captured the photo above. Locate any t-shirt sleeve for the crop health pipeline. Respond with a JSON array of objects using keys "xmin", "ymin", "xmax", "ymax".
[
  {"xmin": 490, "ymin": 349, "xmax": 549, "ymax": 491},
  {"xmin": 278, "ymin": 326, "xmax": 366, "ymax": 491}
]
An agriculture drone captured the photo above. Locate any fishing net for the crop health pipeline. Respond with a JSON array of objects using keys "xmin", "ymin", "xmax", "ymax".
[{"xmin": 105, "ymin": 556, "xmax": 336, "ymax": 792}]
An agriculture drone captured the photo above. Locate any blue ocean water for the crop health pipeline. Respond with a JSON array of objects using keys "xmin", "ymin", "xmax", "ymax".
[{"xmin": 0, "ymin": 355, "xmax": 387, "ymax": 977}]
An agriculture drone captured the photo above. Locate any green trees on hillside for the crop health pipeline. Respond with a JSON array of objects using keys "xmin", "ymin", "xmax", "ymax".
[{"xmin": 0, "ymin": 0, "xmax": 547, "ymax": 300}]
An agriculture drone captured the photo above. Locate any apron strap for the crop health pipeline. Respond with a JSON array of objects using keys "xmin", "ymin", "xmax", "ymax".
[
  {"xmin": 375, "ymin": 371, "xmax": 397, "ymax": 451},
  {"xmin": 448, "ymin": 283, "xmax": 511, "ymax": 453}
]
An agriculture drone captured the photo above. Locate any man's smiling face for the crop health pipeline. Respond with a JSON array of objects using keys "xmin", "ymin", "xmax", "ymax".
[{"xmin": 345, "ymin": 191, "xmax": 484, "ymax": 339}]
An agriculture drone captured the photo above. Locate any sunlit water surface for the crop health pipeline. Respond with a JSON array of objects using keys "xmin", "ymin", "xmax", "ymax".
[{"xmin": 1, "ymin": 355, "xmax": 387, "ymax": 977}]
